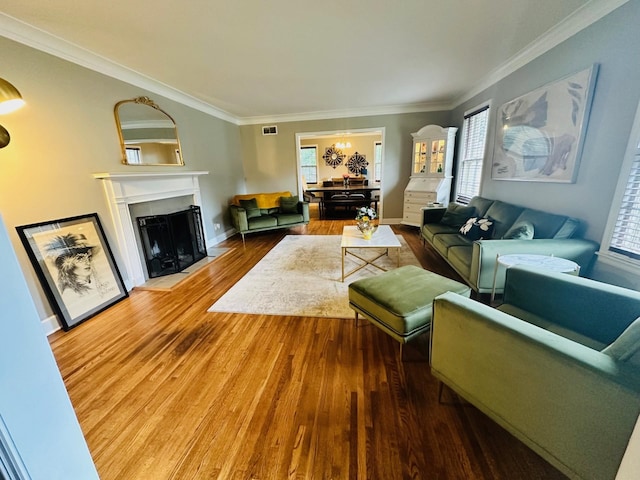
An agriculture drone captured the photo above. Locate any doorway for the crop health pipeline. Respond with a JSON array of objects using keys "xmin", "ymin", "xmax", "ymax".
[{"xmin": 295, "ymin": 128, "xmax": 385, "ymax": 219}]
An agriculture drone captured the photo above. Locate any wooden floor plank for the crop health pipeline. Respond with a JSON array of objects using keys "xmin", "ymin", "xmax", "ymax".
[{"xmin": 48, "ymin": 209, "xmax": 566, "ymax": 479}]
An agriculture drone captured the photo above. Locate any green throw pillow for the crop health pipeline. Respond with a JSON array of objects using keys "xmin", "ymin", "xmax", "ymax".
[
  {"xmin": 280, "ymin": 195, "xmax": 299, "ymax": 213},
  {"xmin": 503, "ymin": 221, "xmax": 535, "ymax": 240},
  {"xmin": 441, "ymin": 204, "xmax": 476, "ymax": 228},
  {"xmin": 239, "ymin": 198, "xmax": 261, "ymax": 219},
  {"xmin": 602, "ymin": 317, "xmax": 640, "ymax": 366}
]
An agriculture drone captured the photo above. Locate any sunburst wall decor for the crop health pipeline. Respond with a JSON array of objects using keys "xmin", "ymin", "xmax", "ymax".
[
  {"xmin": 322, "ymin": 145, "xmax": 345, "ymax": 168},
  {"xmin": 346, "ymin": 152, "xmax": 368, "ymax": 175}
]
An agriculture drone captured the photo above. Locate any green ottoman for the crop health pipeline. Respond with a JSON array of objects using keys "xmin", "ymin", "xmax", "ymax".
[{"xmin": 348, "ymin": 265, "xmax": 471, "ymax": 345}]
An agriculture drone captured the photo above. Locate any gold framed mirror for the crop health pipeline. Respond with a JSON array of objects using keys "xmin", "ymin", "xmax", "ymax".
[{"xmin": 114, "ymin": 96, "xmax": 184, "ymax": 166}]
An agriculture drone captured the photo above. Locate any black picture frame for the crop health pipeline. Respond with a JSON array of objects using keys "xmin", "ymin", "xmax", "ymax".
[{"xmin": 16, "ymin": 213, "xmax": 128, "ymax": 331}]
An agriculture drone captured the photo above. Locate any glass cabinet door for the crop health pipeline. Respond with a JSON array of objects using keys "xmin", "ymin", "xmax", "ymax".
[
  {"xmin": 413, "ymin": 141, "xmax": 428, "ymax": 174},
  {"xmin": 429, "ymin": 139, "xmax": 446, "ymax": 173}
]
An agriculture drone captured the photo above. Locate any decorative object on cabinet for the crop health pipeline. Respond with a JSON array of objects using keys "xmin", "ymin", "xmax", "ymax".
[
  {"xmin": 16, "ymin": 213, "xmax": 128, "ymax": 331},
  {"xmin": 492, "ymin": 64, "xmax": 598, "ymax": 183},
  {"xmin": 346, "ymin": 152, "xmax": 369, "ymax": 175},
  {"xmin": 401, "ymin": 125, "xmax": 457, "ymax": 227},
  {"xmin": 0, "ymin": 77, "xmax": 26, "ymax": 148},
  {"xmin": 114, "ymin": 96, "xmax": 185, "ymax": 166},
  {"xmin": 322, "ymin": 145, "xmax": 346, "ymax": 168}
]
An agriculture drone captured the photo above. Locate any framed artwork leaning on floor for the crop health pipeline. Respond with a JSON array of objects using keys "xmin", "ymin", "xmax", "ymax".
[{"xmin": 16, "ymin": 213, "xmax": 128, "ymax": 330}]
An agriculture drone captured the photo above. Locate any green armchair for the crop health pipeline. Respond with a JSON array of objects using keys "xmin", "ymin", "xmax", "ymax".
[{"xmin": 430, "ymin": 266, "xmax": 640, "ymax": 480}]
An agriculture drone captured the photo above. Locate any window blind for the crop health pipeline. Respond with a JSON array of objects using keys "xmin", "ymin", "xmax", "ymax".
[
  {"xmin": 609, "ymin": 153, "xmax": 640, "ymax": 260},
  {"xmin": 456, "ymin": 106, "xmax": 489, "ymax": 204}
]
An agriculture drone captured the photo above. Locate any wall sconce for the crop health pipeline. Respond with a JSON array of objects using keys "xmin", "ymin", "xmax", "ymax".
[{"xmin": 0, "ymin": 77, "xmax": 26, "ymax": 149}]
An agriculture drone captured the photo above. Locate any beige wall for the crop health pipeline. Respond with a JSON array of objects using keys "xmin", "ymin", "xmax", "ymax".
[
  {"xmin": 301, "ymin": 134, "xmax": 381, "ymax": 182},
  {"xmin": 0, "ymin": 37, "xmax": 245, "ymax": 322}
]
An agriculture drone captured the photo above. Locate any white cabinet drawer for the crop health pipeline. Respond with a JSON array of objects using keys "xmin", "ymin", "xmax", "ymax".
[
  {"xmin": 404, "ymin": 190, "xmax": 435, "ymax": 202},
  {"xmin": 401, "ymin": 211, "xmax": 422, "ymax": 226},
  {"xmin": 403, "ymin": 202, "xmax": 427, "ymax": 215}
]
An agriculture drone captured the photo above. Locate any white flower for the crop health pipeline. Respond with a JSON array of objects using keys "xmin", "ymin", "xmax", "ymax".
[{"xmin": 355, "ymin": 206, "xmax": 377, "ymax": 221}]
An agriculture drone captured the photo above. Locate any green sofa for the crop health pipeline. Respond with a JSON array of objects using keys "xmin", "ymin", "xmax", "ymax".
[
  {"xmin": 431, "ymin": 266, "xmax": 640, "ymax": 480},
  {"xmin": 420, "ymin": 196, "xmax": 599, "ymax": 294},
  {"xmin": 229, "ymin": 191, "xmax": 309, "ymax": 244}
]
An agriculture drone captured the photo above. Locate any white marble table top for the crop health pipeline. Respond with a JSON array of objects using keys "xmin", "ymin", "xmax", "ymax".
[{"xmin": 340, "ymin": 225, "xmax": 400, "ymax": 248}]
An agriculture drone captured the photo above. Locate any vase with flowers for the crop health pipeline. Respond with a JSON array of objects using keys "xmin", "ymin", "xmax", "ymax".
[
  {"xmin": 355, "ymin": 206, "xmax": 378, "ymax": 240},
  {"xmin": 342, "ymin": 173, "xmax": 350, "ymax": 187}
]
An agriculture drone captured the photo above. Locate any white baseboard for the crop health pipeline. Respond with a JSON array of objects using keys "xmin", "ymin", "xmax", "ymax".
[
  {"xmin": 42, "ymin": 314, "xmax": 61, "ymax": 337},
  {"xmin": 207, "ymin": 228, "xmax": 236, "ymax": 246}
]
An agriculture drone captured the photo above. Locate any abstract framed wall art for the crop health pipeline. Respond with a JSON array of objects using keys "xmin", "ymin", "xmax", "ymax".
[
  {"xmin": 491, "ymin": 64, "xmax": 598, "ymax": 183},
  {"xmin": 16, "ymin": 213, "xmax": 128, "ymax": 330}
]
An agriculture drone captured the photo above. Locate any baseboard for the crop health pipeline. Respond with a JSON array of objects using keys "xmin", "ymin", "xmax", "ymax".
[
  {"xmin": 382, "ymin": 217, "xmax": 402, "ymax": 225},
  {"xmin": 207, "ymin": 228, "xmax": 236, "ymax": 246},
  {"xmin": 42, "ymin": 314, "xmax": 61, "ymax": 337}
]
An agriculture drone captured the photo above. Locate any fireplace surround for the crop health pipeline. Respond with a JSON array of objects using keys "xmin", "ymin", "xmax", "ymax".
[{"xmin": 94, "ymin": 171, "xmax": 208, "ymax": 289}]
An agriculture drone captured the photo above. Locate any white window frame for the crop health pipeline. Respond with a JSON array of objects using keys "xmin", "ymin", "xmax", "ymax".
[
  {"xmin": 455, "ymin": 101, "xmax": 491, "ymax": 204},
  {"xmin": 373, "ymin": 141, "xmax": 382, "ymax": 182},
  {"xmin": 599, "ymin": 100, "xmax": 640, "ymax": 274},
  {"xmin": 300, "ymin": 145, "xmax": 318, "ymax": 184}
]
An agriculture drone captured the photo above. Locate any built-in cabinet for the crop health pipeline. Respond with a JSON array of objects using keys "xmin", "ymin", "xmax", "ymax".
[{"xmin": 401, "ymin": 125, "xmax": 457, "ymax": 227}]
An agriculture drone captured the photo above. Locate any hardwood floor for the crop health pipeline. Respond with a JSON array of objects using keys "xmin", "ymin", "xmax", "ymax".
[{"xmin": 49, "ymin": 209, "xmax": 566, "ymax": 479}]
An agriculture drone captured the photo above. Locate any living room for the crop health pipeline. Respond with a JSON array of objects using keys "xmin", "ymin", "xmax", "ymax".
[{"xmin": 1, "ymin": 1, "xmax": 640, "ymax": 479}]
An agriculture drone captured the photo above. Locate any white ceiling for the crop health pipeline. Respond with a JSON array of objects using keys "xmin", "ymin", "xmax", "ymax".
[{"xmin": 0, "ymin": 0, "xmax": 626, "ymax": 124}]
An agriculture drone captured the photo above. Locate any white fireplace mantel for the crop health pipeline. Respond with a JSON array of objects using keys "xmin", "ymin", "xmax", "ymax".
[{"xmin": 94, "ymin": 171, "xmax": 209, "ymax": 289}]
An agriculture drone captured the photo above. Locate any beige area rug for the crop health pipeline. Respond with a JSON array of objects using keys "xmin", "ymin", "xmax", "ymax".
[{"xmin": 207, "ymin": 234, "xmax": 422, "ymax": 319}]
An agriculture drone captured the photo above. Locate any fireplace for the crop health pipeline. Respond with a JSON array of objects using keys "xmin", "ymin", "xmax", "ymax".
[
  {"xmin": 137, "ymin": 205, "xmax": 207, "ymax": 278},
  {"xmin": 93, "ymin": 171, "xmax": 209, "ymax": 289}
]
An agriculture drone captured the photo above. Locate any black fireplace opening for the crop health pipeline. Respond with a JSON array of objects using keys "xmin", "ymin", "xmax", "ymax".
[{"xmin": 137, "ymin": 205, "xmax": 207, "ymax": 279}]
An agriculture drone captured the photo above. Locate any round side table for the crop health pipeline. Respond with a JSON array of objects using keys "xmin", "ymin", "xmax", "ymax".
[{"xmin": 491, "ymin": 253, "xmax": 580, "ymax": 302}]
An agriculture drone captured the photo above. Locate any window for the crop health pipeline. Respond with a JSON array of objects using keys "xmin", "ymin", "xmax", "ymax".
[
  {"xmin": 300, "ymin": 146, "xmax": 318, "ymax": 183},
  {"xmin": 601, "ymin": 101, "xmax": 640, "ymax": 270},
  {"xmin": 373, "ymin": 141, "xmax": 382, "ymax": 182},
  {"xmin": 125, "ymin": 146, "xmax": 142, "ymax": 165},
  {"xmin": 456, "ymin": 103, "xmax": 490, "ymax": 204}
]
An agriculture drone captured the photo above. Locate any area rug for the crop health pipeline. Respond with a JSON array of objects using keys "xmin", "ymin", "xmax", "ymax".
[{"xmin": 207, "ymin": 235, "xmax": 421, "ymax": 319}]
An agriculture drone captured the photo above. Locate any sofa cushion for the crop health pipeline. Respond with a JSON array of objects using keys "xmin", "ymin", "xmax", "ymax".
[
  {"xmin": 497, "ymin": 304, "xmax": 607, "ymax": 350},
  {"xmin": 459, "ymin": 217, "xmax": 495, "ymax": 241},
  {"xmin": 247, "ymin": 214, "xmax": 277, "ymax": 229},
  {"xmin": 239, "ymin": 198, "xmax": 261, "ymax": 219},
  {"xmin": 432, "ymin": 233, "xmax": 472, "ymax": 257},
  {"xmin": 447, "ymin": 245, "xmax": 473, "ymax": 278},
  {"xmin": 273, "ymin": 212, "xmax": 304, "ymax": 225},
  {"xmin": 484, "ymin": 201, "xmax": 524, "ymax": 239},
  {"xmin": 513, "ymin": 208, "xmax": 574, "ymax": 239},
  {"xmin": 602, "ymin": 317, "xmax": 640, "ymax": 366},
  {"xmin": 503, "ymin": 220, "xmax": 535, "ymax": 240},
  {"xmin": 421, "ymin": 223, "xmax": 459, "ymax": 242},
  {"xmin": 468, "ymin": 196, "xmax": 494, "ymax": 217},
  {"xmin": 280, "ymin": 195, "xmax": 299, "ymax": 213},
  {"xmin": 554, "ymin": 217, "xmax": 581, "ymax": 239},
  {"xmin": 440, "ymin": 204, "xmax": 476, "ymax": 228}
]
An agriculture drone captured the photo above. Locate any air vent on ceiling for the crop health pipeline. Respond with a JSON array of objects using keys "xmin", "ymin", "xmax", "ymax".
[{"xmin": 262, "ymin": 125, "xmax": 278, "ymax": 136}]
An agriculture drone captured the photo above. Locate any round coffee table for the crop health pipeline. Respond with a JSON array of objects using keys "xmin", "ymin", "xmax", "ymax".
[{"xmin": 491, "ymin": 253, "xmax": 580, "ymax": 301}]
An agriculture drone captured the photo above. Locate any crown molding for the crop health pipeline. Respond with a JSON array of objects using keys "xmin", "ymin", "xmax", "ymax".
[
  {"xmin": 236, "ymin": 101, "xmax": 453, "ymax": 126},
  {"xmin": 0, "ymin": 13, "xmax": 240, "ymax": 125},
  {"xmin": 452, "ymin": 0, "xmax": 629, "ymax": 108}
]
